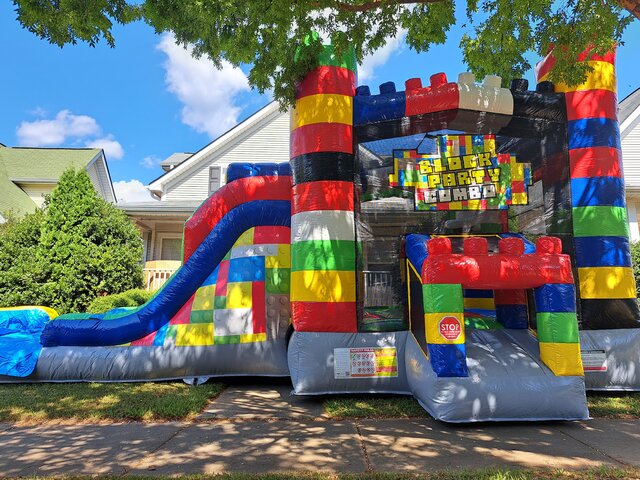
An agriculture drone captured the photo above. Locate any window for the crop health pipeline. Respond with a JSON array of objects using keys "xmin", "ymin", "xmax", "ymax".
[
  {"xmin": 160, "ymin": 237, "xmax": 182, "ymax": 261},
  {"xmin": 209, "ymin": 166, "xmax": 222, "ymax": 194}
]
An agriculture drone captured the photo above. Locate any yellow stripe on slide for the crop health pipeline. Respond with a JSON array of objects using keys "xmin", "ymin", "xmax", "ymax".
[
  {"xmin": 538, "ymin": 61, "xmax": 616, "ymax": 93},
  {"xmin": 290, "ymin": 270, "xmax": 356, "ymax": 302},
  {"xmin": 577, "ymin": 266, "xmax": 636, "ymax": 299},
  {"xmin": 539, "ymin": 342, "xmax": 584, "ymax": 376},
  {"xmin": 0, "ymin": 305, "xmax": 58, "ymax": 320},
  {"xmin": 291, "ymin": 94, "xmax": 353, "ymax": 130}
]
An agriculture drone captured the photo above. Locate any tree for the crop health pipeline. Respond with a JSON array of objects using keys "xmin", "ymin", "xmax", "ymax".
[
  {"xmin": 0, "ymin": 169, "xmax": 144, "ymax": 313},
  {"xmin": 11, "ymin": 0, "xmax": 638, "ymax": 106}
]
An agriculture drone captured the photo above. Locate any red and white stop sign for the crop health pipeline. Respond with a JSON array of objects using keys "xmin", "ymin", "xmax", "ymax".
[{"xmin": 439, "ymin": 316, "xmax": 462, "ymax": 341}]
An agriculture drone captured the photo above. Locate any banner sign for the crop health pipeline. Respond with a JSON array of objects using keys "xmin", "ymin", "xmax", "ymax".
[{"xmin": 389, "ymin": 134, "xmax": 531, "ymax": 211}]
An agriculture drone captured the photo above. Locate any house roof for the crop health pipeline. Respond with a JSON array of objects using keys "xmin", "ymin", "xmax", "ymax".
[
  {"xmin": 147, "ymin": 101, "xmax": 282, "ymax": 195},
  {"xmin": 0, "ymin": 146, "xmax": 102, "ymax": 217},
  {"xmin": 160, "ymin": 153, "xmax": 193, "ymax": 171},
  {"xmin": 620, "ymin": 88, "xmax": 640, "ymax": 139}
]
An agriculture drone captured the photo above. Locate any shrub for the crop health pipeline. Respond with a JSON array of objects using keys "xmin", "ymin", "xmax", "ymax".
[
  {"xmin": 87, "ymin": 288, "xmax": 154, "ymax": 314},
  {"xmin": 630, "ymin": 242, "xmax": 640, "ymax": 298},
  {"xmin": 0, "ymin": 169, "xmax": 144, "ymax": 313}
]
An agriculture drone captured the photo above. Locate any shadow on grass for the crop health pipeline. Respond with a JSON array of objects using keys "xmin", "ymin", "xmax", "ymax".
[{"xmin": 0, "ymin": 381, "xmax": 225, "ymax": 423}]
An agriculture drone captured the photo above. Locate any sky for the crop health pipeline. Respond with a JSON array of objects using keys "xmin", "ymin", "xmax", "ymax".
[{"xmin": 1, "ymin": 3, "xmax": 639, "ymax": 202}]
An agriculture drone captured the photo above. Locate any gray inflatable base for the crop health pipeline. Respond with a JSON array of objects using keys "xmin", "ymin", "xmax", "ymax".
[
  {"xmin": 581, "ymin": 328, "xmax": 640, "ymax": 391},
  {"xmin": 0, "ymin": 339, "xmax": 289, "ymax": 383},
  {"xmin": 288, "ymin": 331, "xmax": 411, "ymax": 395},
  {"xmin": 406, "ymin": 329, "xmax": 589, "ymax": 422}
]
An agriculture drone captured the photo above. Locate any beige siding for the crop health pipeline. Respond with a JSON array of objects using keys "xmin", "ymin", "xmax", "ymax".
[
  {"xmin": 622, "ymin": 121, "xmax": 640, "ymax": 188},
  {"xmin": 163, "ymin": 109, "xmax": 290, "ymax": 201},
  {"xmin": 19, "ymin": 183, "xmax": 55, "ymax": 208}
]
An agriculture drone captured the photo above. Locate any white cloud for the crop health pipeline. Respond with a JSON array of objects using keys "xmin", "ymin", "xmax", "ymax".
[
  {"xmin": 157, "ymin": 33, "xmax": 250, "ymax": 139},
  {"xmin": 86, "ymin": 134, "xmax": 125, "ymax": 160},
  {"xmin": 140, "ymin": 155, "xmax": 162, "ymax": 169},
  {"xmin": 358, "ymin": 30, "xmax": 407, "ymax": 83},
  {"xmin": 113, "ymin": 180, "xmax": 157, "ymax": 203},
  {"xmin": 17, "ymin": 110, "xmax": 100, "ymax": 146}
]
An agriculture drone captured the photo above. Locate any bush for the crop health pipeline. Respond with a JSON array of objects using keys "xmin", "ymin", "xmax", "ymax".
[
  {"xmin": 0, "ymin": 169, "xmax": 144, "ymax": 313},
  {"xmin": 87, "ymin": 288, "xmax": 154, "ymax": 313},
  {"xmin": 630, "ymin": 242, "xmax": 640, "ymax": 298}
]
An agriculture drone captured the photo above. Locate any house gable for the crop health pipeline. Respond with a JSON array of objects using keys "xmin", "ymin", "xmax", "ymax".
[
  {"xmin": 148, "ymin": 102, "xmax": 290, "ymax": 201},
  {"xmin": 621, "ymin": 88, "xmax": 640, "ymax": 189}
]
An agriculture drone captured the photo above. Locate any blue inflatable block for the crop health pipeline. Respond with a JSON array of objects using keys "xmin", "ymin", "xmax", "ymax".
[
  {"xmin": 405, "ymin": 234, "xmax": 431, "ymax": 273},
  {"xmin": 226, "ymin": 163, "xmax": 290, "ymax": 184},
  {"xmin": 574, "ymin": 236, "xmax": 632, "ymax": 268},
  {"xmin": 465, "ymin": 308, "xmax": 497, "ymax": 318},
  {"xmin": 353, "ymin": 91, "xmax": 406, "ymax": 125},
  {"xmin": 228, "ymin": 256, "xmax": 265, "ymax": 282},
  {"xmin": 568, "ymin": 118, "xmax": 621, "ymax": 150},
  {"xmin": 40, "ymin": 199, "xmax": 291, "ymax": 347},
  {"xmin": 463, "ymin": 289, "xmax": 493, "ymax": 299},
  {"xmin": 427, "ymin": 344, "xmax": 469, "ymax": 377},
  {"xmin": 570, "ymin": 177, "xmax": 625, "ymax": 207},
  {"xmin": 152, "ymin": 323, "xmax": 169, "ymax": 346},
  {"xmin": 534, "ymin": 284, "xmax": 576, "ymax": 313},
  {"xmin": 496, "ymin": 304, "xmax": 529, "ymax": 328},
  {"xmin": 201, "ymin": 264, "xmax": 220, "ymax": 286}
]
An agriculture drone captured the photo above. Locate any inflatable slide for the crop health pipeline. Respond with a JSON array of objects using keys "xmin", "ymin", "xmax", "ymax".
[{"xmin": 1, "ymin": 42, "xmax": 638, "ymax": 423}]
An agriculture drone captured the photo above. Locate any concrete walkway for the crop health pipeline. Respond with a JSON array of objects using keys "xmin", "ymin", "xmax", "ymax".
[{"xmin": 0, "ymin": 381, "xmax": 639, "ymax": 476}]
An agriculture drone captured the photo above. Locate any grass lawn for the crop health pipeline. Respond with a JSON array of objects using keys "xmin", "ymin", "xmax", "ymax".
[
  {"xmin": 323, "ymin": 393, "xmax": 640, "ymax": 419},
  {"xmin": 324, "ymin": 395, "xmax": 428, "ymax": 419},
  {"xmin": 14, "ymin": 466, "xmax": 640, "ymax": 479},
  {"xmin": 586, "ymin": 392, "xmax": 640, "ymax": 419},
  {"xmin": 0, "ymin": 381, "xmax": 225, "ymax": 423}
]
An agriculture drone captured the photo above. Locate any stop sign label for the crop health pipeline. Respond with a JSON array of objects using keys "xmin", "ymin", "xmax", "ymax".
[{"xmin": 439, "ymin": 316, "xmax": 462, "ymax": 341}]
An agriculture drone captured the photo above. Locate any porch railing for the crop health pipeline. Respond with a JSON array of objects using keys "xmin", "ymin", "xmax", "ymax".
[
  {"xmin": 143, "ymin": 260, "xmax": 181, "ymax": 291},
  {"xmin": 363, "ymin": 270, "xmax": 395, "ymax": 307}
]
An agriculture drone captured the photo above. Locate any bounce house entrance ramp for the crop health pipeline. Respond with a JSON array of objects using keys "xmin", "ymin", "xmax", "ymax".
[{"xmin": 405, "ymin": 234, "xmax": 589, "ymax": 422}]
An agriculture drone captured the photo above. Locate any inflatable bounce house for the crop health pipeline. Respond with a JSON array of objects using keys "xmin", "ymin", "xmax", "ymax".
[{"xmin": 1, "ymin": 43, "xmax": 639, "ymax": 422}]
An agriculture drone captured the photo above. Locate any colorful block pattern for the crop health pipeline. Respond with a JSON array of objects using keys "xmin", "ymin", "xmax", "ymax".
[
  {"xmin": 129, "ymin": 226, "xmax": 291, "ymax": 347},
  {"xmin": 289, "ymin": 42, "xmax": 358, "ymax": 333},
  {"xmin": 536, "ymin": 49, "xmax": 639, "ymax": 328},
  {"xmin": 389, "ymin": 135, "xmax": 531, "ymax": 211},
  {"xmin": 422, "ymin": 283, "xmax": 468, "ymax": 377}
]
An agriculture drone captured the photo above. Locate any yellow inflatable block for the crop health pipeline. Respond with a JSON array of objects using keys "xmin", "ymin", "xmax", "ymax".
[
  {"xmin": 512, "ymin": 193, "xmax": 528, "ymax": 205},
  {"xmin": 234, "ymin": 228, "xmax": 255, "ymax": 247},
  {"xmin": 266, "ymin": 245, "xmax": 291, "ymax": 269},
  {"xmin": 226, "ymin": 282, "xmax": 253, "ymax": 308},
  {"xmin": 540, "ymin": 61, "xmax": 616, "ymax": 93},
  {"xmin": 577, "ymin": 266, "xmax": 636, "ymax": 299},
  {"xmin": 539, "ymin": 342, "xmax": 584, "ymax": 376},
  {"xmin": 192, "ymin": 285, "xmax": 215, "ymax": 310},
  {"xmin": 292, "ymin": 94, "xmax": 353, "ymax": 129},
  {"xmin": 175, "ymin": 324, "xmax": 214, "ymax": 346},
  {"xmin": 290, "ymin": 270, "xmax": 356, "ymax": 302},
  {"xmin": 240, "ymin": 332, "xmax": 267, "ymax": 343},
  {"xmin": 1, "ymin": 305, "xmax": 59, "ymax": 319},
  {"xmin": 425, "ymin": 312, "xmax": 466, "ymax": 345},
  {"xmin": 463, "ymin": 298, "xmax": 495, "ymax": 310}
]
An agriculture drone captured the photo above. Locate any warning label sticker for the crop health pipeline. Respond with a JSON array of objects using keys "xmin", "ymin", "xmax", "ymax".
[
  {"xmin": 581, "ymin": 349, "xmax": 607, "ymax": 372},
  {"xmin": 439, "ymin": 316, "xmax": 462, "ymax": 341},
  {"xmin": 334, "ymin": 347, "xmax": 398, "ymax": 379}
]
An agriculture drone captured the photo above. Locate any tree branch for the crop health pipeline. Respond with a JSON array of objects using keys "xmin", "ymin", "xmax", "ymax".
[
  {"xmin": 322, "ymin": 0, "xmax": 444, "ymax": 13},
  {"xmin": 617, "ymin": 0, "xmax": 640, "ymax": 20}
]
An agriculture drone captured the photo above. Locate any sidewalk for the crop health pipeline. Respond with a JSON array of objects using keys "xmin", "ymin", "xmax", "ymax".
[{"xmin": 0, "ymin": 380, "xmax": 639, "ymax": 476}]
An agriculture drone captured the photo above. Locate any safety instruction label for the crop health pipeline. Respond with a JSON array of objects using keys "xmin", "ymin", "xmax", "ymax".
[
  {"xmin": 334, "ymin": 347, "xmax": 398, "ymax": 379},
  {"xmin": 581, "ymin": 349, "xmax": 607, "ymax": 372}
]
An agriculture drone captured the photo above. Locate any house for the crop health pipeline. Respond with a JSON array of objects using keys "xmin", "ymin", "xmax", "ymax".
[
  {"xmin": 119, "ymin": 101, "xmax": 289, "ymax": 289},
  {"xmin": 0, "ymin": 145, "xmax": 115, "ymax": 223},
  {"xmin": 620, "ymin": 88, "xmax": 640, "ymax": 242},
  {"xmin": 121, "ymin": 92, "xmax": 640, "ymax": 290}
]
